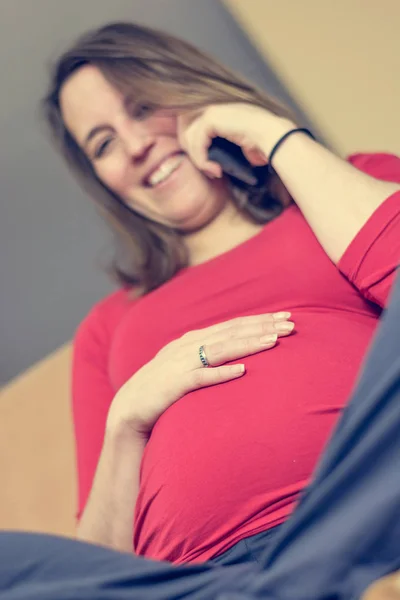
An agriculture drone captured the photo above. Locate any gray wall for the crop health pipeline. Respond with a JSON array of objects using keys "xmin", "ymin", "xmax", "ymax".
[{"xmin": 1, "ymin": 0, "xmax": 311, "ymax": 384}]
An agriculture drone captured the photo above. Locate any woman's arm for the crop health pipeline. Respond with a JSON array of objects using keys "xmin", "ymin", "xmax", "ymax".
[
  {"xmin": 77, "ymin": 422, "xmax": 146, "ymax": 552},
  {"xmin": 179, "ymin": 105, "xmax": 400, "ymax": 267},
  {"xmin": 72, "ymin": 295, "xmax": 144, "ymax": 553},
  {"xmin": 264, "ymin": 128, "xmax": 400, "ymax": 264}
]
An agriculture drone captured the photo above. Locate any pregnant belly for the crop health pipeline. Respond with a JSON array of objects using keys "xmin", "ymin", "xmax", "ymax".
[{"xmin": 134, "ymin": 313, "xmax": 378, "ymax": 564}]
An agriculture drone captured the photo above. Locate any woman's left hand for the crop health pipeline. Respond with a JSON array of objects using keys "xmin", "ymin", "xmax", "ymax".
[{"xmin": 177, "ymin": 103, "xmax": 294, "ymax": 178}]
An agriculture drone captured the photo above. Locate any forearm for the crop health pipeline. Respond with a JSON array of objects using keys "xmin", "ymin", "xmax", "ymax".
[
  {"xmin": 77, "ymin": 421, "xmax": 147, "ymax": 553},
  {"xmin": 262, "ymin": 124, "xmax": 400, "ymax": 263}
]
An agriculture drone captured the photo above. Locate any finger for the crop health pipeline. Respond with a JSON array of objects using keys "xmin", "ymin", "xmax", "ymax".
[
  {"xmin": 203, "ymin": 160, "xmax": 223, "ymax": 179},
  {"xmin": 204, "ymin": 333, "xmax": 278, "ymax": 367},
  {"xmin": 242, "ymin": 146, "xmax": 268, "ymax": 166},
  {"xmin": 204, "ymin": 320, "xmax": 294, "ymax": 347},
  {"xmin": 189, "ymin": 364, "xmax": 246, "ymax": 391},
  {"xmin": 179, "ymin": 115, "xmax": 217, "ymax": 176},
  {"xmin": 203, "ymin": 311, "xmax": 292, "ymax": 335},
  {"xmin": 187, "ymin": 122, "xmax": 212, "ymax": 172},
  {"xmin": 181, "ymin": 312, "xmax": 292, "ymax": 346},
  {"xmin": 228, "ymin": 320, "xmax": 295, "ymax": 339}
]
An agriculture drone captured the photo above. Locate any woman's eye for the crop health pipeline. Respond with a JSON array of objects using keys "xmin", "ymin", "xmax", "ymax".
[
  {"xmin": 94, "ymin": 138, "xmax": 112, "ymax": 159},
  {"xmin": 134, "ymin": 104, "xmax": 153, "ymax": 120}
]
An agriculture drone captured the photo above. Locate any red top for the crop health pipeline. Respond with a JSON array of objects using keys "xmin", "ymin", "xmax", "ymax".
[{"xmin": 72, "ymin": 153, "xmax": 400, "ymax": 564}]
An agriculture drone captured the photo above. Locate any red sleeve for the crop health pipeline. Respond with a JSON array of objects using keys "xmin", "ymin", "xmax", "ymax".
[
  {"xmin": 71, "ymin": 289, "xmax": 129, "ymax": 521},
  {"xmin": 338, "ymin": 153, "xmax": 400, "ymax": 307}
]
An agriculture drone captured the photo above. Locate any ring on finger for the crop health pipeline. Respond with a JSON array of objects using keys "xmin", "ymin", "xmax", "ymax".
[{"xmin": 199, "ymin": 345, "xmax": 210, "ymax": 368}]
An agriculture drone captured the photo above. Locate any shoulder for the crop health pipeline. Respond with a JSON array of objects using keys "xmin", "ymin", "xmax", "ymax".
[
  {"xmin": 74, "ymin": 287, "xmax": 134, "ymax": 354},
  {"xmin": 347, "ymin": 152, "xmax": 400, "ymax": 183}
]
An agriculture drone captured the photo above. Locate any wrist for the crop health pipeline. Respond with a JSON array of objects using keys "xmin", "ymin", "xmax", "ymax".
[
  {"xmin": 104, "ymin": 421, "xmax": 149, "ymax": 455},
  {"xmin": 257, "ymin": 116, "xmax": 295, "ymax": 158},
  {"xmin": 106, "ymin": 401, "xmax": 149, "ymax": 446}
]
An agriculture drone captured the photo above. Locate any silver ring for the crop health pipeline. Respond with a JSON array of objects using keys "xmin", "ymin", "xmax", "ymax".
[{"xmin": 199, "ymin": 345, "xmax": 210, "ymax": 368}]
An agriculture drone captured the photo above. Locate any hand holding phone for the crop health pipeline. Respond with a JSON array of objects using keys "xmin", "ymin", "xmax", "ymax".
[{"xmin": 208, "ymin": 137, "xmax": 269, "ymax": 188}]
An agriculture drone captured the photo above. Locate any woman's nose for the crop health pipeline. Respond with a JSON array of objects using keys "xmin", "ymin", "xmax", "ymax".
[{"xmin": 121, "ymin": 124, "xmax": 155, "ymax": 161}]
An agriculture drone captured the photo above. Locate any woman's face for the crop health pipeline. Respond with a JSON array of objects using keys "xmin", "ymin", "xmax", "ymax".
[{"xmin": 60, "ymin": 64, "xmax": 228, "ymax": 231}]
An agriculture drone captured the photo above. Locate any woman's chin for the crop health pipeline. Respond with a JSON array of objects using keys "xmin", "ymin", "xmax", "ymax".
[{"xmin": 170, "ymin": 199, "xmax": 223, "ymax": 233}]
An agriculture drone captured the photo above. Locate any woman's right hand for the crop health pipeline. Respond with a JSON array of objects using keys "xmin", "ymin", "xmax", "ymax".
[{"xmin": 107, "ymin": 311, "xmax": 294, "ymax": 437}]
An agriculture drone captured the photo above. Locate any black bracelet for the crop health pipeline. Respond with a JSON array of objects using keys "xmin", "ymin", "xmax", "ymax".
[{"xmin": 268, "ymin": 127, "xmax": 315, "ymax": 174}]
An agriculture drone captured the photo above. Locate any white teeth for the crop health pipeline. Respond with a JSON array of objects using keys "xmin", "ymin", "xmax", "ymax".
[{"xmin": 148, "ymin": 154, "xmax": 184, "ymax": 187}]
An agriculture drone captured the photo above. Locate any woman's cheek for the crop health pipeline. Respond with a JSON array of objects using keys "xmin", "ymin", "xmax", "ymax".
[
  {"xmin": 96, "ymin": 157, "xmax": 129, "ymax": 195},
  {"xmin": 153, "ymin": 113, "xmax": 178, "ymax": 135}
]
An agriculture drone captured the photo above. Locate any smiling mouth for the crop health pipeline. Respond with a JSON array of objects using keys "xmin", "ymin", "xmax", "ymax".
[{"xmin": 145, "ymin": 153, "xmax": 185, "ymax": 188}]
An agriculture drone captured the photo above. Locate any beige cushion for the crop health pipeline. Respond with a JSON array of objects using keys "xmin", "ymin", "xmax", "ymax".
[{"xmin": 0, "ymin": 344, "xmax": 76, "ymax": 537}]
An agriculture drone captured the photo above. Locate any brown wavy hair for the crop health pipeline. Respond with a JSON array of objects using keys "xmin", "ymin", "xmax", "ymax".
[{"xmin": 42, "ymin": 21, "xmax": 298, "ymax": 294}]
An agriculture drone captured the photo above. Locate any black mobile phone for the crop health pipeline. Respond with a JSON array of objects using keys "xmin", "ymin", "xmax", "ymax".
[{"xmin": 208, "ymin": 137, "xmax": 268, "ymax": 188}]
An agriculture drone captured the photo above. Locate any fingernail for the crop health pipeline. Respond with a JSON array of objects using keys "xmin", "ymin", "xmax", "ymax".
[
  {"xmin": 273, "ymin": 311, "xmax": 291, "ymax": 321},
  {"xmin": 233, "ymin": 364, "xmax": 245, "ymax": 374},
  {"xmin": 275, "ymin": 321, "xmax": 295, "ymax": 333},
  {"xmin": 260, "ymin": 334, "xmax": 278, "ymax": 345}
]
